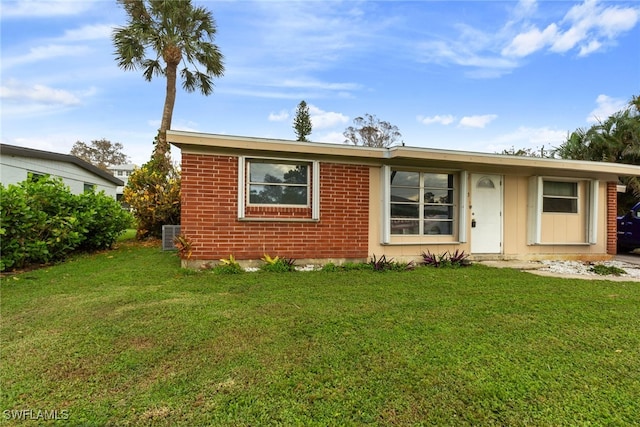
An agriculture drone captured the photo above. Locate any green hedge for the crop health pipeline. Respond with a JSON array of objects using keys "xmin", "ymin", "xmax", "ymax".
[{"xmin": 0, "ymin": 176, "xmax": 131, "ymax": 271}]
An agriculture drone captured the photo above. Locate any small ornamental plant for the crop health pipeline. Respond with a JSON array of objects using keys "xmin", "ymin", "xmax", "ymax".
[
  {"xmin": 260, "ymin": 254, "xmax": 297, "ymax": 272},
  {"xmin": 369, "ymin": 254, "xmax": 415, "ymax": 272},
  {"xmin": 173, "ymin": 235, "xmax": 193, "ymax": 259},
  {"xmin": 421, "ymin": 250, "xmax": 471, "ymax": 268},
  {"xmin": 448, "ymin": 249, "xmax": 471, "ymax": 267},
  {"xmin": 370, "ymin": 254, "xmax": 394, "ymax": 271},
  {"xmin": 590, "ymin": 264, "xmax": 626, "ymax": 276},
  {"xmin": 214, "ymin": 254, "xmax": 244, "ymax": 274}
]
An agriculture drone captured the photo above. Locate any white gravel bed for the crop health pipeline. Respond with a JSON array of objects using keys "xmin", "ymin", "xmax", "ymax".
[
  {"xmin": 240, "ymin": 261, "xmax": 640, "ymax": 280},
  {"xmin": 539, "ymin": 260, "xmax": 640, "ymax": 279}
]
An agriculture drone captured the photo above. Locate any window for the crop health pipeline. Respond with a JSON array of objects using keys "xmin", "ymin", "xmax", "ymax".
[
  {"xmin": 84, "ymin": 183, "xmax": 95, "ymax": 193},
  {"xmin": 117, "ymin": 170, "xmax": 123, "ymax": 176},
  {"xmin": 247, "ymin": 160, "xmax": 309, "ymax": 206},
  {"xmin": 543, "ymin": 181, "xmax": 578, "ymax": 213},
  {"xmin": 390, "ymin": 171, "xmax": 454, "ymax": 235},
  {"xmin": 528, "ymin": 177, "xmax": 598, "ymax": 245}
]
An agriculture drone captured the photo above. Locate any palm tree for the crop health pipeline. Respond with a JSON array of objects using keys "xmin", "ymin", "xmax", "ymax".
[
  {"xmin": 555, "ymin": 95, "xmax": 640, "ymax": 205},
  {"xmin": 113, "ymin": 0, "xmax": 224, "ymax": 168}
]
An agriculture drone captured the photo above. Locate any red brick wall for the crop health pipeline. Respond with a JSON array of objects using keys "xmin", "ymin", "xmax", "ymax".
[
  {"xmin": 606, "ymin": 181, "xmax": 617, "ymax": 255},
  {"xmin": 181, "ymin": 153, "xmax": 370, "ymax": 260}
]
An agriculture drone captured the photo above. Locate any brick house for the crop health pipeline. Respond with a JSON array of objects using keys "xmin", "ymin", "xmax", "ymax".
[{"xmin": 168, "ymin": 131, "xmax": 640, "ymax": 268}]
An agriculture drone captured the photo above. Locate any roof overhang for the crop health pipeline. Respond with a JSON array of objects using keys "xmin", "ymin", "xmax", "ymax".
[
  {"xmin": 168, "ymin": 130, "xmax": 640, "ymax": 181},
  {"xmin": 0, "ymin": 143, "xmax": 125, "ymax": 186}
]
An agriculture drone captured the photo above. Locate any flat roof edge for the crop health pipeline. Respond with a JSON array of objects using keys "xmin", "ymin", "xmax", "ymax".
[{"xmin": 167, "ymin": 130, "xmax": 640, "ymax": 177}]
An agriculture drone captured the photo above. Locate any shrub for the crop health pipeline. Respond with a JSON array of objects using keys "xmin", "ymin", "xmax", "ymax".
[
  {"xmin": 369, "ymin": 254, "xmax": 415, "ymax": 272},
  {"xmin": 421, "ymin": 250, "xmax": 472, "ymax": 268},
  {"xmin": 590, "ymin": 264, "xmax": 626, "ymax": 276},
  {"xmin": 448, "ymin": 249, "xmax": 471, "ymax": 267},
  {"xmin": 260, "ymin": 254, "xmax": 297, "ymax": 272},
  {"xmin": 76, "ymin": 190, "xmax": 132, "ymax": 251},
  {"xmin": 369, "ymin": 254, "xmax": 394, "ymax": 271},
  {"xmin": 0, "ymin": 176, "xmax": 128, "ymax": 271},
  {"xmin": 389, "ymin": 260, "xmax": 416, "ymax": 272},
  {"xmin": 123, "ymin": 158, "xmax": 180, "ymax": 239},
  {"xmin": 320, "ymin": 262, "xmax": 340, "ymax": 272},
  {"xmin": 214, "ymin": 255, "xmax": 244, "ymax": 274},
  {"xmin": 173, "ymin": 235, "xmax": 193, "ymax": 259}
]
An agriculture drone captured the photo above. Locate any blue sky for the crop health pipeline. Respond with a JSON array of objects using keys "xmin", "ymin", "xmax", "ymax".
[{"xmin": 1, "ymin": 0, "xmax": 639, "ymax": 166}]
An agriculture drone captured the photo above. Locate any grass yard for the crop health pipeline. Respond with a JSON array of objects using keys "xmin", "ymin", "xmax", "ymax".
[{"xmin": 1, "ymin": 237, "xmax": 639, "ymax": 426}]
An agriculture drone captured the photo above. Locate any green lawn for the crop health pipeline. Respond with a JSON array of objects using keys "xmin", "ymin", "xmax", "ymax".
[{"xmin": 1, "ymin": 239, "xmax": 639, "ymax": 426}]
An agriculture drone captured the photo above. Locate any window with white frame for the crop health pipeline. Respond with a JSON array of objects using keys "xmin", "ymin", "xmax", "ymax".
[
  {"xmin": 247, "ymin": 160, "xmax": 310, "ymax": 206},
  {"xmin": 542, "ymin": 181, "xmax": 578, "ymax": 213},
  {"xmin": 390, "ymin": 170, "xmax": 455, "ymax": 235},
  {"xmin": 527, "ymin": 177, "xmax": 598, "ymax": 245},
  {"xmin": 238, "ymin": 157, "xmax": 320, "ymax": 221}
]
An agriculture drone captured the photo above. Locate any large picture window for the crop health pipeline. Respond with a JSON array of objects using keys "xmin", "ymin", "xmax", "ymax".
[
  {"xmin": 390, "ymin": 170, "xmax": 454, "ymax": 235},
  {"xmin": 543, "ymin": 181, "xmax": 578, "ymax": 213},
  {"xmin": 248, "ymin": 160, "xmax": 309, "ymax": 206}
]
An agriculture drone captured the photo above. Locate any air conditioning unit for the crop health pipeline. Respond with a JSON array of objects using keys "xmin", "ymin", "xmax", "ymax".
[{"xmin": 162, "ymin": 225, "xmax": 181, "ymax": 251}]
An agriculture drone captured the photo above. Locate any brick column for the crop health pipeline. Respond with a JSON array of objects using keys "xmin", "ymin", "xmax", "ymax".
[{"xmin": 606, "ymin": 182, "xmax": 617, "ymax": 255}]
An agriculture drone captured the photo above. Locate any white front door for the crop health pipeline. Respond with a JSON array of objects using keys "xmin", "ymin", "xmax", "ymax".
[{"xmin": 470, "ymin": 174, "xmax": 502, "ymax": 254}]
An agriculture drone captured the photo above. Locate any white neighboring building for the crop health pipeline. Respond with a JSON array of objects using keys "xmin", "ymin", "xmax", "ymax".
[
  {"xmin": 0, "ymin": 144, "xmax": 124, "ymax": 198},
  {"xmin": 107, "ymin": 164, "xmax": 137, "ymax": 201}
]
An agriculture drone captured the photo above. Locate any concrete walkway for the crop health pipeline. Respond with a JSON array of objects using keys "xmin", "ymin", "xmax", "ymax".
[{"xmin": 616, "ymin": 252, "xmax": 640, "ymax": 266}]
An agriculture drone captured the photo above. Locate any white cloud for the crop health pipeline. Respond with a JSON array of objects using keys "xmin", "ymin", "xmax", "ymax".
[
  {"xmin": 550, "ymin": 25, "xmax": 586, "ymax": 53},
  {"xmin": 417, "ymin": 40, "xmax": 518, "ymax": 78},
  {"xmin": 586, "ymin": 94, "xmax": 627, "ymax": 123},
  {"xmin": 1, "ymin": 79, "xmax": 80, "ymax": 106},
  {"xmin": 0, "ymin": 132, "xmax": 152, "ymax": 167},
  {"xmin": 514, "ymin": 0, "xmax": 538, "ymax": 18},
  {"xmin": 502, "ymin": 24, "xmax": 558, "ymax": 57},
  {"xmin": 0, "ymin": 136, "xmax": 69, "ymax": 153},
  {"xmin": 417, "ymin": 114, "xmax": 455, "ymax": 126},
  {"xmin": 252, "ymin": 2, "xmax": 394, "ymax": 72},
  {"xmin": 482, "ymin": 126, "xmax": 568, "ymax": 156},
  {"xmin": 308, "ymin": 105, "xmax": 349, "ymax": 130},
  {"xmin": 0, "ymin": 0, "xmax": 93, "ymax": 18},
  {"xmin": 60, "ymin": 24, "xmax": 115, "ymax": 42},
  {"xmin": 459, "ymin": 114, "xmax": 498, "ymax": 128},
  {"xmin": 2, "ymin": 44, "xmax": 91, "ymax": 69},
  {"xmin": 278, "ymin": 79, "xmax": 361, "ymax": 92},
  {"xmin": 172, "ymin": 120, "xmax": 200, "ymax": 133},
  {"xmin": 504, "ymin": 0, "xmax": 640, "ymax": 58},
  {"xmin": 317, "ymin": 131, "xmax": 345, "ymax": 144},
  {"xmin": 268, "ymin": 110, "xmax": 290, "ymax": 122},
  {"xmin": 578, "ymin": 39, "xmax": 602, "ymax": 56},
  {"xmin": 598, "ymin": 5, "xmax": 639, "ymax": 37},
  {"xmin": 490, "ymin": 126, "xmax": 567, "ymax": 148}
]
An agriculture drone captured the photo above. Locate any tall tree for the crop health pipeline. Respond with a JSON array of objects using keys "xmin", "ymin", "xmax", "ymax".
[
  {"xmin": 499, "ymin": 145, "xmax": 552, "ymax": 158},
  {"xmin": 113, "ymin": 0, "xmax": 224, "ymax": 170},
  {"xmin": 343, "ymin": 113, "xmax": 402, "ymax": 148},
  {"xmin": 70, "ymin": 139, "xmax": 129, "ymax": 170},
  {"xmin": 554, "ymin": 95, "xmax": 640, "ymax": 209},
  {"xmin": 555, "ymin": 97, "xmax": 640, "ymax": 165},
  {"xmin": 293, "ymin": 100, "xmax": 312, "ymax": 142}
]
